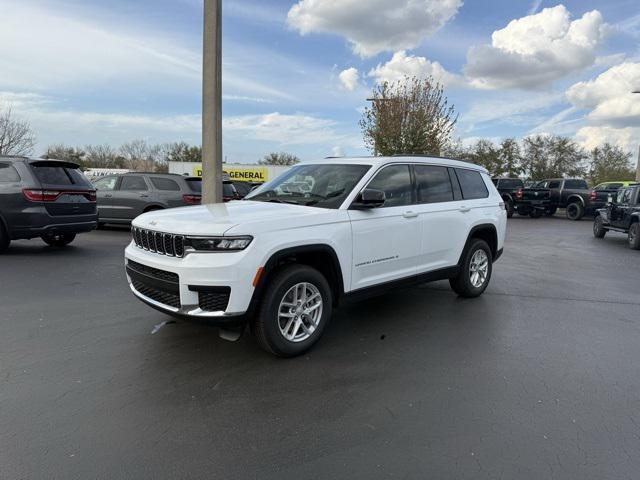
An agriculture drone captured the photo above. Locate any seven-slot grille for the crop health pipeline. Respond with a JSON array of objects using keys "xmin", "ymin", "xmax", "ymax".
[{"xmin": 132, "ymin": 227, "xmax": 185, "ymax": 257}]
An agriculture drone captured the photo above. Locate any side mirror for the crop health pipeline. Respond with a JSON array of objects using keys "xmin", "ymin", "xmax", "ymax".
[{"xmin": 351, "ymin": 188, "xmax": 386, "ymax": 209}]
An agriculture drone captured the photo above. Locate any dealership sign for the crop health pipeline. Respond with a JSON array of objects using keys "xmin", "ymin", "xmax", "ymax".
[{"xmin": 192, "ymin": 165, "xmax": 268, "ymax": 182}]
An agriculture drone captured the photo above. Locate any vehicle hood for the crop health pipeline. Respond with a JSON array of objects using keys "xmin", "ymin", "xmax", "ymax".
[{"xmin": 132, "ymin": 200, "xmax": 340, "ymax": 236}]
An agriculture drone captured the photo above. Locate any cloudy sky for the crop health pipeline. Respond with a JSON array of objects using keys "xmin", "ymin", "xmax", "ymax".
[{"xmin": 1, "ymin": 0, "xmax": 639, "ymax": 162}]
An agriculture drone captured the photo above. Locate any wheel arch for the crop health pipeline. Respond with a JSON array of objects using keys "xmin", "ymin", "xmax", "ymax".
[
  {"xmin": 252, "ymin": 244, "xmax": 345, "ymax": 311},
  {"xmin": 458, "ymin": 224, "xmax": 499, "ymax": 264},
  {"xmin": 567, "ymin": 195, "xmax": 585, "ymax": 206},
  {"xmin": 143, "ymin": 204, "xmax": 165, "ymax": 213}
]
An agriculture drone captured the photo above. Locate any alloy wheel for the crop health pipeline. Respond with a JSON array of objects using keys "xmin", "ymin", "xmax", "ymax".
[
  {"xmin": 278, "ymin": 282, "xmax": 323, "ymax": 343},
  {"xmin": 469, "ymin": 249, "xmax": 489, "ymax": 288}
]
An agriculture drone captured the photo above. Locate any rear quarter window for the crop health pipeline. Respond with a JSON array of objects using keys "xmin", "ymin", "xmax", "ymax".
[
  {"xmin": 564, "ymin": 180, "xmax": 588, "ymax": 189},
  {"xmin": 150, "ymin": 178, "xmax": 181, "ymax": 191},
  {"xmin": 455, "ymin": 169, "xmax": 489, "ymax": 200},
  {"xmin": 185, "ymin": 178, "xmax": 202, "ymax": 193},
  {"xmin": 0, "ymin": 163, "xmax": 21, "ymax": 183}
]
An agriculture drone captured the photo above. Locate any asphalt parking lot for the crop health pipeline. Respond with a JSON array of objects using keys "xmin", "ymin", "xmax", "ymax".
[{"xmin": 2, "ymin": 216, "xmax": 640, "ymax": 480}]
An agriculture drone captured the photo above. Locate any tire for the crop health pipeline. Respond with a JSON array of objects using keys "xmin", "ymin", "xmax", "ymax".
[
  {"xmin": 593, "ymin": 216, "xmax": 607, "ymax": 239},
  {"xmin": 566, "ymin": 202, "xmax": 584, "ymax": 221},
  {"xmin": 545, "ymin": 207, "xmax": 557, "ymax": 216},
  {"xmin": 517, "ymin": 206, "xmax": 530, "ymax": 216},
  {"xmin": 449, "ymin": 239, "xmax": 493, "ymax": 298},
  {"xmin": 505, "ymin": 199, "xmax": 515, "ymax": 218},
  {"xmin": 251, "ymin": 264, "xmax": 333, "ymax": 357},
  {"xmin": 529, "ymin": 209, "xmax": 542, "ymax": 218},
  {"xmin": 41, "ymin": 233, "xmax": 76, "ymax": 247},
  {"xmin": 0, "ymin": 223, "xmax": 10, "ymax": 254},
  {"xmin": 629, "ymin": 223, "xmax": 640, "ymax": 250}
]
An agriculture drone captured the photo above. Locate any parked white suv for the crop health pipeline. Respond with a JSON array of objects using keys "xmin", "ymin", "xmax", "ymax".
[{"xmin": 125, "ymin": 156, "xmax": 507, "ymax": 356}]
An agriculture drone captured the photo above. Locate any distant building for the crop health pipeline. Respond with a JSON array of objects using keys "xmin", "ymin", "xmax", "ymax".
[{"xmin": 168, "ymin": 162, "xmax": 290, "ymax": 183}]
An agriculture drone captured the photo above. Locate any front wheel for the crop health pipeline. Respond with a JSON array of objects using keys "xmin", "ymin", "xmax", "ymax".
[
  {"xmin": 450, "ymin": 239, "xmax": 492, "ymax": 298},
  {"xmin": 629, "ymin": 223, "xmax": 640, "ymax": 250},
  {"xmin": 41, "ymin": 233, "xmax": 76, "ymax": 247},
  {"xmin": 593, "ymin": 216, "xmax": 607, "ymax": 239},
  {"xmin": 251, "ymin": 265, "xmax": 332, "ymax": 357},
  {"xmin": 566, "ymin": 202, "xmax": 584, "ymax": 221}
]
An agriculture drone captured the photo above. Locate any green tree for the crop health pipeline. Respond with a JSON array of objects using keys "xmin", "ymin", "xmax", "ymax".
[
  {"xmin": 496, "ymin": 138, "xmax": 522, "ymax": 177},
  {"xmin": 165, "ymin": 142, "xmax": 202, "ymax": 163},
  {"xmin": 360, "ymin": 76, "xmax": 457, "ymax": 156},
  {"xmin": 521, "ymin": 135, "xmax": 586, "ymax": 180},
  {"xmin": 468, "ymin": 139, "xmax": 499, "ymax": 173},
  {"xmin": 588, "ymin": 143, "xmax": 635, "ymax": 185},
  {"xmin": 42, "ymin": 144, "xmax": 86, "ymax": 167},
  {"xmin": 259, "ymin": 152, "xmax": 300, "ymax": 166}
]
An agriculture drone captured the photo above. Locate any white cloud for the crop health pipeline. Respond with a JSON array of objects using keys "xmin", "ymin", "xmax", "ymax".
[
  {"xmin": 224, "ymin": 112, "xmax": 341, "ymax": 145},
  {"xmin": 338, "ymin": 68, "xmax": 360, "ymax": 91},
  {"xmin": 566, "ymin": 62, "xmax": 640, "ymax": 127},
  {"xmin": 368, "ymin": 51, "xmax": 463, "ymax": 87},
  {"xmin": 575, "ymin": 126, "xmax": 640, "ymax": 152},
  {"xmin": 287, "ymin": 0, "xmax": 462, "ymax": 57},
  {"xmin": 330, "ymin": 146, "xmax": 346, "ymax": 157},
  {"xmin": 465, "ymin": 5, "xmax": 607, "ymax": 89}
]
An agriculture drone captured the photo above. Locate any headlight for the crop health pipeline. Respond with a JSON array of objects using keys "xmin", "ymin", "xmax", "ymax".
[{"xmin": 185, "ymin": 236, "xmax": 253, "ymax": 252}]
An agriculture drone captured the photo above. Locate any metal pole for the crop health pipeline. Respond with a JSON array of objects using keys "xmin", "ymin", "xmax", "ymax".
[
  {"xmin": 202, "ymin": 0, "xmax": 223, "ymax": 203},
  {"xmin": 633, "ymin": 91, "xmax": 640, "ymax": 182}
]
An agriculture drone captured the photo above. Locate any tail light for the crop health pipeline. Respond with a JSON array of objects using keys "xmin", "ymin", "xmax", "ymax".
[
  {"xmin": 183, "ymin": 194, "xmax": 201, "ymax": 205},
  {"xmin": 589, "ymin": 190, "xmax": 597, "ymax": 201},
  {"xmin": 515, "ymin": 188, "xmax": 523, "ymax": 200},
  {"xmin": 22, "ymin": 189, "xmax": 97, "ymax": 202}
]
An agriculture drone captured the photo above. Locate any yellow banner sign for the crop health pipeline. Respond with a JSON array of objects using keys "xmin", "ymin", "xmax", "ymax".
[{"xmin": 192, "ymin": 165, "xmax": 268, "ymax": 182}]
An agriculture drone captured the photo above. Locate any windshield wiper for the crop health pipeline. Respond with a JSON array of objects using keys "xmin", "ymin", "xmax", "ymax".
[{"xmin": 262, "ymin": 198, "xmax": 300, "ymax": 205}]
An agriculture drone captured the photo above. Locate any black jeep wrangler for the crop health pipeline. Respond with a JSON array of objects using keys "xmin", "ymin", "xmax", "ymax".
[{"xmin": 593, "ymin": 184, "xmax": 640, "ymax": 250}]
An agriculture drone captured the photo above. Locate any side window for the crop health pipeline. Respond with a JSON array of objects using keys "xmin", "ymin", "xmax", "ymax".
[
  {"xmin": 548, "ymin": 181, "xmax": 561, "ymax": 189},
  {"xmin": 621, "ymin": 189, "xmax": 632, "ymax": 204},
  {"xmin": 0, "ymin": 163, "xmax": 21, "ymax": 183},
  {"xmin": 150, "ymin": 178, "xmax": 180, "ymax": 191},
  {"xmin": 366, "ymin": 165, "xmax": 413, "ymax": 208},
  {"xmin": 414, "ymin": 165, "xmax": 453, "ymax": 204},
  {"xmin": 93, "ymin": 177, "xmax": 117, "ymax": 191},
  {"xmin": 120, "ymin": 176, "xmax": 148, "ymax": 191},
  {"xmin": 564, "ymin": 180, "xmax": 588, "ymax": 189},
  {"xmin": 455, "ymin": 169, "xmax": 489, "ymax": 200}
]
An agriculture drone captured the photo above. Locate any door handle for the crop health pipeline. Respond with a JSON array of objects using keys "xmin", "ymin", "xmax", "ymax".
[
  {"xmin": 104, "ymin": 194, "xmax": 112, "ymax": 198},
  {"xmin": 139, "ymin": 194, "xmax": 149, "ymax": 198},
  {"xmin": 403, "ymin": 211, "xmax": 419, "ymax": 218},
  {"xmin": 459, "ymin": 206, "xmax": 471, "ymax": 213}
]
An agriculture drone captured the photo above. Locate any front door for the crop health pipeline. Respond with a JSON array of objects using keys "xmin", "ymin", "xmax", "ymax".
[
  {"xmin": 110, "ymin": 175, "xmax": 152, "ymax": 221},
  {"xmin": 348, "ymin": 164, "xmax": 420, "ymax": 291}
]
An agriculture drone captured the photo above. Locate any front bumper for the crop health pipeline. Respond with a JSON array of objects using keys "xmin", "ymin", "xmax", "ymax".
[{"xmin": 124, "ymin": 242, "xmax": 257, "ymax": 325}]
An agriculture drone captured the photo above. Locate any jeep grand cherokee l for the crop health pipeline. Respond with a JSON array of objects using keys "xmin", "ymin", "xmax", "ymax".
[
  {"xmin": 124, "ymin": 156, "xmax": 507, "ymax": 356},
  {"xmin": 0, "ymin": 156, "xmax": 97, "ymax": 253}
]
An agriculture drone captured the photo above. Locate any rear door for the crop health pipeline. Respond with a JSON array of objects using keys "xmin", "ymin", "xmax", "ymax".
[
  {"xmin": 149, "ymin": 177, "xmax": 183, "ymax": 208},
  {"xmin": 412, "ymin": 164, "xmax": 467, "ymax": 271},
  {"xmin": 110, "ymin": 175, "xmax": 152, "ymax": 220},
  {"xmin": 348, "ymin": 164, "xmax": 420, "ymax": 290},
  {"xmin": 28, "ymin": 161, "xmax": 96, "ymax": 218}
]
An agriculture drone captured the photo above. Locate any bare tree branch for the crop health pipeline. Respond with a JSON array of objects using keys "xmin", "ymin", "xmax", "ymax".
[{"xmin": 0, "ymin": 106, "xmax": 36, "ymax": 156}]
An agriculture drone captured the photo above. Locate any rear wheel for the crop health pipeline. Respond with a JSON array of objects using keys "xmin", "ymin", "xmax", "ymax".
[
  {"xmin": 629, "ymin": 223, "xmax": 640, "ymax": 250},
  {"xmin": 545, "ymin": 207, "xmax": 557, "ymax": 216},
  {"xmin": 449, "ymin": 239, "xmax": 492, "ymax": 298},
  {"xmin": 41, "ymin": 233, "xmax": 76, "ymax": 247},
  {"xmin": 505, "ymin": 199, "xmax": 515, "ymax": 218},
  {"xmin": 251, "ymin": 264, "xmax": 332, "ymax": 357},
  {"xmin": 0, "ymin": 223, "xmax": 10, "ymax": 254},
  {"xmin": 593, "ymin": 216, "xmax": 607, "ymax": 239},
  {"xmin": 566, "ymin": 202, "xmax": 584, "ymax": 221}
]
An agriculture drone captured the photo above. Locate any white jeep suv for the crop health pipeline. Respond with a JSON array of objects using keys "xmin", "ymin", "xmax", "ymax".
[{"xmin": 125, "ymin": 156, "xmax": 507, "ymax": 356}]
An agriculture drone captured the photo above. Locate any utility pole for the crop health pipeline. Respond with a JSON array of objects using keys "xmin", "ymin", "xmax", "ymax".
[
  {"xmin": 634, "ymin": 91, "xmax": 640, "ymax": 182},
  {"xmin": 202, "ymin": 0, "xmax": 223, "ymax": 203}
]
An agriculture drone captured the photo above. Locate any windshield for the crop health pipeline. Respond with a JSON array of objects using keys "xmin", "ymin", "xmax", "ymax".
[{"xmin": 246, "ymin": 163, "xmax": 371, "ymax": 209}]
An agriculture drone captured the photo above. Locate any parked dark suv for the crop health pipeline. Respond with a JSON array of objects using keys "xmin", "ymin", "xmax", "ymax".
[
  {"xmin": 93, "ymin": 173, "xmax": 239, "ymax": 225},
  {"xmin": 0, "ymin": 156, "xmax": 98, "ymax": 253},
  {"xmin": 94, "ymin": 173, "xmax": 203, "ymax": 225}
]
